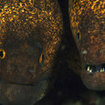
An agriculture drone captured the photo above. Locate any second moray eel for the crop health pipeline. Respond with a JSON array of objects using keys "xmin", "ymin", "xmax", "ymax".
[{"xmin": 69, "ymin": 0, "xmax": 105, "ymax": 90}]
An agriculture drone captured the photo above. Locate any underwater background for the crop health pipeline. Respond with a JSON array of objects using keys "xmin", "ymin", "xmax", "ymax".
[{"xmin": 34, "ymin": 0, "xmax": 105, "ymax": 105}]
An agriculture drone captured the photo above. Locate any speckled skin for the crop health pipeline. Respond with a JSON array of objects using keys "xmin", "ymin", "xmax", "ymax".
[
  {"xmin": 69, "ymin": 0, "xmax": 105, "ymax": 90},
  {"xmin": 0, "ymin": 0, "xmax": 63, "ymax": 104}
]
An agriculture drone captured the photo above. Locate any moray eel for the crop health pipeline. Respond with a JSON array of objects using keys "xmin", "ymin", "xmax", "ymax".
[
  {"xmin": 69, "ymin": 0, "xmax": 105, "ymax": 90},
  {"xmin": 0, "ymin": 0, "xmax": 63, "ymax": 104}
]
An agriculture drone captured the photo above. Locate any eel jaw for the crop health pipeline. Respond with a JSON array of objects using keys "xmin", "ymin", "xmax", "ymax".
[{"xmin": 81, "ymin": 63, "xmax": 105, "ymax": 90}]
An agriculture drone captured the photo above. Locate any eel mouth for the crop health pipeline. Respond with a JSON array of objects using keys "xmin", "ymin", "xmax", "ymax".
[
  {"xmin": 81, "ymin": 63, "xmax": 105, "ymax": 90},
  {"xmin": 85, "ymin": 63, "xmax": 105, "ymax": 73}
]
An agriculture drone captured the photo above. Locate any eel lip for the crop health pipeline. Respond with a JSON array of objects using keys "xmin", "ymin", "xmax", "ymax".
[{"xmin": 81, "ymin": 63, "xmax": 105, "ymax": 90}]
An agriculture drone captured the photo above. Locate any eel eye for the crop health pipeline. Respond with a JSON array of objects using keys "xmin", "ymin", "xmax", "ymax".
[
  {"xmin": 0, "ymin": 49, "xmax": 6, "ymax": 59},
  {"xmin": 75, "ymin": 30, "xmax": 81, "ymax": 40},
  {"xmin": 39, "ymin": 53, "xmax": 45, "ymax": 65}
]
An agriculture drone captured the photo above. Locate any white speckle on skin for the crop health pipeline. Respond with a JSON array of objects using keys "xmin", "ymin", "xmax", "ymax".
[{"xmin": 82, "ymin": 50, "xmax": 88, "ymax": 54}]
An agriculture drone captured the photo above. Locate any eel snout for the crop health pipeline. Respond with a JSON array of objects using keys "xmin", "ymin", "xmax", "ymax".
[
  {"xmin": 81, "ymin": 64, "xmax": 105, "ymax": 90},
  {"xmin": 81, "ymin": 48, "xmax": 105, "ymax": 90},
  {"xmin": 80, "ymin": 37, "xmax": 105, "ymax": 90}
]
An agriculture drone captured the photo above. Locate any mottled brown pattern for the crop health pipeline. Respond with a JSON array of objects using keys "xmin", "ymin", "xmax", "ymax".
[
  {"xmin": 69, "ymin": 0, "xmax": 105, "ymax": 90},
  {"xmin": 0, "ymin": 0, "xmax": 63, "ymax": 84}
]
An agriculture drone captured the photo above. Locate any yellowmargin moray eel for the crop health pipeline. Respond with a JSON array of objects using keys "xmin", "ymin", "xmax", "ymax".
[
  {"xmin": 0, "ymin": 0, "xmax": 63, "ymax": 104},
  {"xmin": 69, "ymin": 0, "xmax": 105, "ymax": 90}
]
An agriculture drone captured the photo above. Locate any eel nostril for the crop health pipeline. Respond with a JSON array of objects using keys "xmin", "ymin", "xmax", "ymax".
[
  {"xmin": 27, "ymin": 66, "xmax": 35, "ymax": 73},
  {"xmin": 7, "ymin": 63, "xmax": 18, "ymax": 72},
  {"xmin": 11, "ymin": 64, "xmax": 18, "ymax": 70}
]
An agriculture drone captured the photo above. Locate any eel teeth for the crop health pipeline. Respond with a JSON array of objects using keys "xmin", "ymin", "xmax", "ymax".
[
  {"xmin": 100, "ymin": 69, "xmax": 103, "ymax": 72},
  {"xmin": 86, "ymin": 66, "xmax": 93, "ymax": 72},
  {"xmin": 87, "ymin": 66, "xmax": 90, "ymax": 71},
  {"xmin": 89, "ymin": 69, "xmax": 92, "ymax": 73},
  {"xmin": 86, "ymin": 66, "xmax": 105, "ymax": 73}
]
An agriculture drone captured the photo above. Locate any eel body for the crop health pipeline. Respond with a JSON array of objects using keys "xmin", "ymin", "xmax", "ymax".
[
  {"xmin": 0, "ymin": 0, "xmax": 63, "ymax": 104},
  {"xmin": 69, "ymin": 0, "xmax": 105, "ymax": 90}
]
